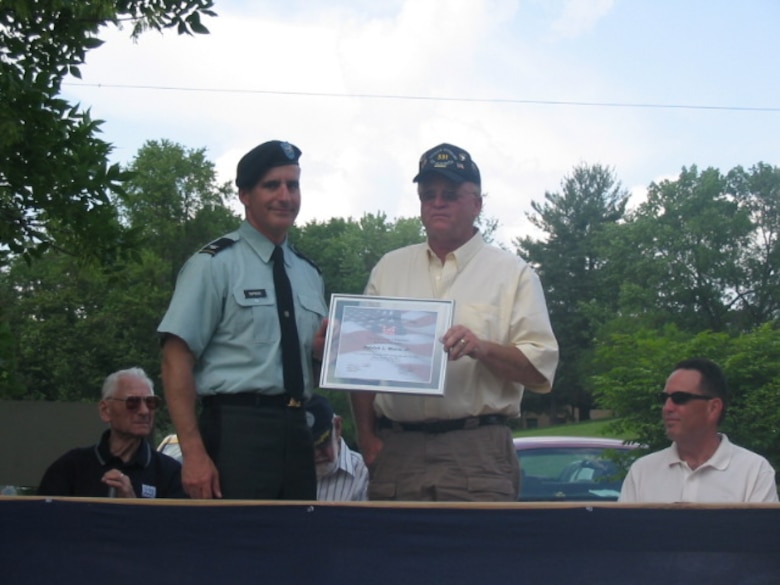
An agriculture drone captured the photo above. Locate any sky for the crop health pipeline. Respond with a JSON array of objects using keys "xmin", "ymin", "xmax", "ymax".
[{"xmin": 61, "ymin": 0, "xmax": 780, "ymax": 246}]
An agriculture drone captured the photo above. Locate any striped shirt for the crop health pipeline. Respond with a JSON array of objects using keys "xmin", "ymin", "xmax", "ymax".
[{"xmin": 317, "ymin": 438, "xmax": 368, "ymax": 502}]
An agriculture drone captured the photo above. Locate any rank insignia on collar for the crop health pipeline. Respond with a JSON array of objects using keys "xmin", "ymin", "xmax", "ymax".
[{"xmin": 199, "ymin": 237, "xmax": 237, "ymax": 256}]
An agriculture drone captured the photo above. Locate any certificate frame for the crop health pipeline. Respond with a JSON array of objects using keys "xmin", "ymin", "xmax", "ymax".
[{"xmin": 319, "ymin": 294, "xmax": 454, "ymax": 395}]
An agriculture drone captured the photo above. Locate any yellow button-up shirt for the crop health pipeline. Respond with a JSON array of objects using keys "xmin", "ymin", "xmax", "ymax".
[{"xmin": 365, "ymin": 232, "xmax": 558, "ymax": 422}]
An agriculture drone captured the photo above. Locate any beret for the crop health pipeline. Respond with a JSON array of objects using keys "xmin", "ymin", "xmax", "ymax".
[{"xmin": 235, "ymin": 140, "xmax": 302, "ymax": 189}]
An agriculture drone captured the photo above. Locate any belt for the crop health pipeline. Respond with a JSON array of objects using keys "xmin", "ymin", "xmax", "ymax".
[
  {"xmin": 201, "ymin": 392, "xmax": 303, "ymax": 409},
  {"xmin": 377, "ymin": 415, "xmax": 507, "ymax": 434}
]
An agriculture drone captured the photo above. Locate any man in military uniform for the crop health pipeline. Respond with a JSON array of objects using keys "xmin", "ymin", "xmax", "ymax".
[{"xmin": 158, "ymin": 140, "xmax": 328, "ymax": 500}]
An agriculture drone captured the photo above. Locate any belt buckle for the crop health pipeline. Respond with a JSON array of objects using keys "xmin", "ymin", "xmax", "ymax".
[
  {"xmin": 463, "ymin": 417, "xmax": 480, "ymax": 430},
  {"xmin": 287, "ymin": 397, "xmax": 302, "ymax": 408}
]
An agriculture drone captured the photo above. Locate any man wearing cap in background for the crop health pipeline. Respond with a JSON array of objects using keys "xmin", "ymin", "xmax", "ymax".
[
  {"xmin": 158, "ymin": 140, "xmax": 328, "ymax": 500},
  {"xmin": 306, "ymin": 394, "xmax": 368, "ymax": 501},
  {"xmin": 350, "ymin": 143, "xmax": 558, "ymax": 501}
]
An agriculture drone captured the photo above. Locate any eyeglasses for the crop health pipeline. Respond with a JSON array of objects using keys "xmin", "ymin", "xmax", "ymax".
[
  {"xmin": 657, "ymin": 391, "xmax": 714, "ymax": 405},
  {"xmin": 106, "ymin": 396, "xmax": 162, "ymax": 411},
  {"xmin": 419, "ymin": 189, "xmax": 481, "ymax": 204},
  {"xmin": 419, "ymin": 190, "xmax": 463, "ymax": 203}
]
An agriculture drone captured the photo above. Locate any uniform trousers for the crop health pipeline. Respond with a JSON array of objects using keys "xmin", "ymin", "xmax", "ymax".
[{"xmin": 200, "ymin": 398, "xmax": 316, "ymax": 500}]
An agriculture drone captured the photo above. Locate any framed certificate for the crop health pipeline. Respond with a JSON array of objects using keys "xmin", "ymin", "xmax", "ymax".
[{"xmin": 319, "ymin": 294, "xmax": 454, "ymax": 395}]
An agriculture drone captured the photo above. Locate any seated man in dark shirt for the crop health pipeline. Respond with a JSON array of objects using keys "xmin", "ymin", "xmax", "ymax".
[{"xmin": 37, "ymin": 367, "xmax": 186, "ymax": 499}]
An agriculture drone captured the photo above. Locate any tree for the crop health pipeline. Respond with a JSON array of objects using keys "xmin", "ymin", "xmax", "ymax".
[
  {"xmin": 606, "ymin": 166, "xmax": 753, "ymax": 334},
  {"xmin": 516, "ymin": 164, "xmax": 629, "ymax": 421},
  {"xmin": 0, "ymin": 0, "xmax": 216, "ymax": 265},
  {"xmin": 0, "ymin": 139, "xmax": 238, "ymax": 403},
  {"xmin": 587, "ymin": 163, "xmax": 780, "ymax": 347},
  {"xmin": 5, "ymin": 247, "xmax": 171, "ymax": 401},
  {"xmin": 290, "ymin": 213, "xmax": 424, "ymax": 299},
  {"xmin": 117, "ymin": 139, "xmax": 238, "ymax": 282},
  {"xmin": 726, "ymin": 162, "xmax": 780, "ymax": 327}
]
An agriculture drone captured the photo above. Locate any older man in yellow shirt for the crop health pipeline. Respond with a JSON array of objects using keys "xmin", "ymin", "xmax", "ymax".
[{"xmin": 351, "ymin": 143, "xmax": 559, "ymax": 502}]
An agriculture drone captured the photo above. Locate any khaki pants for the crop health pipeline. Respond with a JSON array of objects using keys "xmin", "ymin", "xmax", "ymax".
[{"xmin": 368, "ymin": 424, "xmax": 519, "ymax": 502}]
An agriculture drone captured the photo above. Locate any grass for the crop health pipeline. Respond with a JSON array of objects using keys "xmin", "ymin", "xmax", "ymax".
[{"xmin": 513, "ymin": 418, "xmax": 629, "ymax": 440}]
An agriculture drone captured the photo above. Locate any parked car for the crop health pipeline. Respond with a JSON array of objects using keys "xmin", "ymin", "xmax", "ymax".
[
  {"xmin": 514, "ymin": 436, "xmax": 637, "ymax": 502},
  {"xmin": 157, "ymin": 434, "xmax": 182, "ymax": 463}
]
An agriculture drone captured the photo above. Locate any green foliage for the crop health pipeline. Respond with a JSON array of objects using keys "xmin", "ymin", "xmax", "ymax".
[
  {"xmin": 513, "ymin": 418, "xmax": 629, "ymax": 439},
  {"xmin": 725, "ymin": 163, "xmax": 780, "ymax": 327},
  {"xmin": 0, "ymin": 0, "xmax": 215, "ymax": 265},
  {"xmin": 519, "ymin": 161, "xmax": 780, "ymax": 436},
  {"xmin": 720, "ymin": 324, "xmax": 780, "ymax": 460},
  {"xmin": 613, "ymin": 166, "xmax": 754, "ymax": 332},
  {"xmin": 516, "ymin": 164, "xmax": 629, "ymax": 420},
  {"xmin": 290, "ymin": 213, "xmax": 424, "ymax": 299},
  {"xmin": 0, "ymin": 139, "xmax": 239, "ymax": 407},
  {"xmin": 0, "ymin": 319, "xmax": 23, "ymax": 398},
  {"xmin": 117, "ymin": 139, "xmax": 239, "ymax": 282}
]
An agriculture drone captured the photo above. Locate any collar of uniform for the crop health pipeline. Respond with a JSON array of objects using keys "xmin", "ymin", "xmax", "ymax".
[
  {"xmin": 668, "ymin": 433, "xmax": 732, "ymax": 471},
  {"xmin": 94, "ymin": 428, "xmax": 152, "ymax": 469},
  {"xmin": 239, "ymin": 220, "xmax": 287, "ymax": 263},
  {"xmin": 425, "ymin": 230, "xmax": 485, "ymax": 267}
]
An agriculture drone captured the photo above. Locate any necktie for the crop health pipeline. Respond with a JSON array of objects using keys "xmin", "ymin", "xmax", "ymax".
[{"xmin": 271, "ymin": 246, "xmax": 304, "ymax": 399}]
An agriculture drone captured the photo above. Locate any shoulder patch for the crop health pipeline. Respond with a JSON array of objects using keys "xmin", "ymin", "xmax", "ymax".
[
  {"xmin": 199, "ymin": 237, "xmax": 237, "ymax": 256},
  {"xmin": 290, "ymin": 245, "xmax": 321, "ymax": 273}
]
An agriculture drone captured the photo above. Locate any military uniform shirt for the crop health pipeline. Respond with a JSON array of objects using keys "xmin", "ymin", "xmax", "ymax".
[{"xmin": 158, "ymin": 221, "xmax": 328, "ymax": 396}]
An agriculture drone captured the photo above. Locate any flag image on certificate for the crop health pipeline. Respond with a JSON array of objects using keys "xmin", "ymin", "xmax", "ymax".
[{"xmin": 320, "ymin": 295, "xmax": 454, "ymax": 395}]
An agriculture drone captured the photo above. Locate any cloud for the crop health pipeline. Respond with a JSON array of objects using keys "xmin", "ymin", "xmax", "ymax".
[
  {"xmin": 59, "ymin": 0, "xmax": 780, "ymax": 249},
  {"xmin": 548, "ymin": 0, "xmax": 615, "ymax": 39}
]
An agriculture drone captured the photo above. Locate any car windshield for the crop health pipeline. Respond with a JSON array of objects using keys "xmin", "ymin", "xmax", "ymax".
[{"xmin": 518, "ymin": 446, "xmax": 626, "ymax": 502}]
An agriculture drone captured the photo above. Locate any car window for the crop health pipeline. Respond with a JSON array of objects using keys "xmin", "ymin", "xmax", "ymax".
[
  {"xmin": 520, "ymin": 447, "xmax": 609, "ymax": 478},
  {"xmin": 517, "ymin": 447, "xmax": 627, "ymax": 501}
]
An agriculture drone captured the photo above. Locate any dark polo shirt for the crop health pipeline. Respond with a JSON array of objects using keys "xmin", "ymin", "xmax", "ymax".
[{"xmin": 37, "ymin": 429, "xmax": 186, "ymax": 498}]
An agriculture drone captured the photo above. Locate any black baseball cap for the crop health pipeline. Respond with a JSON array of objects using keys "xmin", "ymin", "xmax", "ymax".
[
  {"xmin": 235, "ymin": 140, "xmax": 302, "ymax": 189},
  {"xmin": 412, "ymin": 143, "xmax": 481, "ymax": 186},
  {"xmin": 305, "ymin": 394, "xmax": 335, "ymax": 447}
]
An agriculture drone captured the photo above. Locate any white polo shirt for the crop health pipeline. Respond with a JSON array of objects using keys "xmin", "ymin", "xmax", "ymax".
[{"xmin": 619, "ymin": 434, "xmax": 778, "ymax": 503}]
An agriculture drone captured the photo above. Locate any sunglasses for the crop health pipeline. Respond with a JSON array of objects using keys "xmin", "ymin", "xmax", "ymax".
[
  {"xmin": 107, "ymin": 396, "xmax": 162, "ymax": 411},
  {"xmin": 657, "ymin": 391, "xmax": 714, "ymax": 405}
]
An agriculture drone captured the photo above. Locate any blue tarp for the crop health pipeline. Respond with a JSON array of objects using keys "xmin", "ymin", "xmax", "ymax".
[{"xmin": 2, "ymin": 498, "xmax": 779, "ymax": 585}]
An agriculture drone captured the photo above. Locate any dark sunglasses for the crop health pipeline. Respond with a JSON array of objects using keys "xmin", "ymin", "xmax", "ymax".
[
  {"xmin": 107, "ymin": 396, "xmax": 162, "ymax": 411},
  {"xmin": 657, "ymin": 391, "xmax": 714, "ymax": 405}
]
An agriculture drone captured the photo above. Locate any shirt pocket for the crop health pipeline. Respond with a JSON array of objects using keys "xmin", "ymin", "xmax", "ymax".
[
  {"xmin": 297, "ymin": 292, "xmax": 328, "ymax": 340},
  {"xmin": 232, "ymin": 288, "xmax": 279, "ymax": 344},
  {"xmin": 457, "ymin": 303, "xmax": 501, "ymax": 342}
]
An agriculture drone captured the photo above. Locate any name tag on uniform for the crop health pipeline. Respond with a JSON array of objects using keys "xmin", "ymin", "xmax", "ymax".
[
  {"xmin": 244, "ymin": 289, "xmax": 268, "ymax": 299},
  {"xmin": 141, "ymin": 484, "xmax": 157, "ymax": 498}
]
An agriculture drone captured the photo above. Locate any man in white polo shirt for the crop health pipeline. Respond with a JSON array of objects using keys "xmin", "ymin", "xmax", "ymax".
[{"xmin": 619, "ymin": 358, "xmax": 778, "ymax": 503}]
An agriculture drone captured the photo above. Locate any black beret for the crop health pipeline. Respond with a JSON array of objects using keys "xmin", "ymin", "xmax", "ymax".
[{"xmin": 235, "ymin": 140, "xmax": 302, "ymax": 189}]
